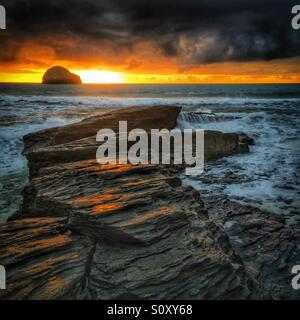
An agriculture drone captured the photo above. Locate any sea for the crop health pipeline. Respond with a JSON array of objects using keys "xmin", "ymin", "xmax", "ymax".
[{"xmin": 0, "ymin": 83, "xmax": 299, "ymax": 224}]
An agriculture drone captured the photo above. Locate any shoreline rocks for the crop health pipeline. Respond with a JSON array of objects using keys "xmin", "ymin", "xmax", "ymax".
[{"xmin": 0, "ymin": 105, "xmax": 298, "ymax": 300}]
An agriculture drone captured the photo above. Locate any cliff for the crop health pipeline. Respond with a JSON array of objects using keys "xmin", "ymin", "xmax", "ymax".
[{"xmin": 0, "ymin": 106, "xmax": 298, "ymax": 299}]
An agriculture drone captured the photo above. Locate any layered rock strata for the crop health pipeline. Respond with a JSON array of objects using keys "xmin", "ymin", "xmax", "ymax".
[{"xmin": 0, "ymin": 106, "xmax": 298, "ymax": 300}]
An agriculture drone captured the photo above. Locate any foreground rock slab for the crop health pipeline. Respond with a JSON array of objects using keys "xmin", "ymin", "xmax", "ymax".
[
  {"xmin": 1, "ymin": 162, "xmax": 259, "ymax": 299},
  {"xmin": 0, "ymin": 105, "xmax": 297, "ymax": 299}
]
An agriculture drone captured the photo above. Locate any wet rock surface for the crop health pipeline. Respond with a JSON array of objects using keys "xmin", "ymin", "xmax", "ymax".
[{"xmin": 0, "ymin": 106, "xmax": 298, "ymax": 299}]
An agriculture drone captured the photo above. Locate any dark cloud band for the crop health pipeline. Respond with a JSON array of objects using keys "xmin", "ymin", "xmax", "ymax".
[{"xmin": 1, "ymin": 0, "xmax": 299, "ymax": 64}]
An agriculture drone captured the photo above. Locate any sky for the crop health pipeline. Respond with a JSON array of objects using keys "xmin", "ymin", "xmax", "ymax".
[{"xmin": 0, "ymin": 0, "xmax": 300, "ymax": 83}]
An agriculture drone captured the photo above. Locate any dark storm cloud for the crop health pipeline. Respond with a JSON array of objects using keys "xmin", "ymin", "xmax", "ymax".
[{"xmin": 1, "ymin": 0, "xmax": 300, "ymax": 64}]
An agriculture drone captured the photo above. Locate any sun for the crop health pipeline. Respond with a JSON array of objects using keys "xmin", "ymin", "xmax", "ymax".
[{"xmin": 74, "ymin": 70, "xmax": 125, "ymax": 84}]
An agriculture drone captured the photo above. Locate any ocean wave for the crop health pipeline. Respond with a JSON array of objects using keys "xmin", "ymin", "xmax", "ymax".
[{"xmin": 1, "ymin": 94, "xmax": 300, "ymax": 108}]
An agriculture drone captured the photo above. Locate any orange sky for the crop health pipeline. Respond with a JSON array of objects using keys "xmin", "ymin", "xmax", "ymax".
[
  {"xmin": 1, "ymin": 1, "xmax": 300, "ymax": 84},
  {"xmin": 0, "ymin": 41, "xmax": 300, "ymax": 84}
]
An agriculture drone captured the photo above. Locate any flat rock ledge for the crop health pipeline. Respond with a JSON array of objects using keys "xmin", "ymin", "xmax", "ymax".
[{"xmin": 0, "ymin": 106, "xmax": 299, "ymax": 300}]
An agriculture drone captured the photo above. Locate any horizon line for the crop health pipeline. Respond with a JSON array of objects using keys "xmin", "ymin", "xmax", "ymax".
[{"xmin": 0, "ymin": 82, "xmax": 299, "ymax": 85}]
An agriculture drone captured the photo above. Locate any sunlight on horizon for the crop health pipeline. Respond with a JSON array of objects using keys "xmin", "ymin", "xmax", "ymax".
[{"xmin": 75, "ymin": 70, "xmax": 125, "ymax": 84}]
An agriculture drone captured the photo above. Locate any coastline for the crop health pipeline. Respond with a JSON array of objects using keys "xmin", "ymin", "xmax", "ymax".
[{"xmin": 0, "ymin": 105, "xmax": 299, "ymax": 299}]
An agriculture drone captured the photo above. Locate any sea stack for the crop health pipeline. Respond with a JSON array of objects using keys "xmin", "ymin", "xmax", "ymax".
[{"xmin": 42, "ymin": 66, "xmax": 82, "ymax": 84}]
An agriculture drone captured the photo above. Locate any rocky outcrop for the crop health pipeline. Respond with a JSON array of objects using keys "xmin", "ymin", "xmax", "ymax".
[
  {"xmin": 2, "ymin": 162, "xmax": 261, "ymax": 299},
  {"xmin": 42, "ymin": 66, "xmax": 82, "ymax": 85},
  {"xmin": 22, "ymin": 106, "xmax": 247, "ymax": 178},
  {"xmin": 0, "ymin": 106, "xmax": 298, "ymax": 300}
]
